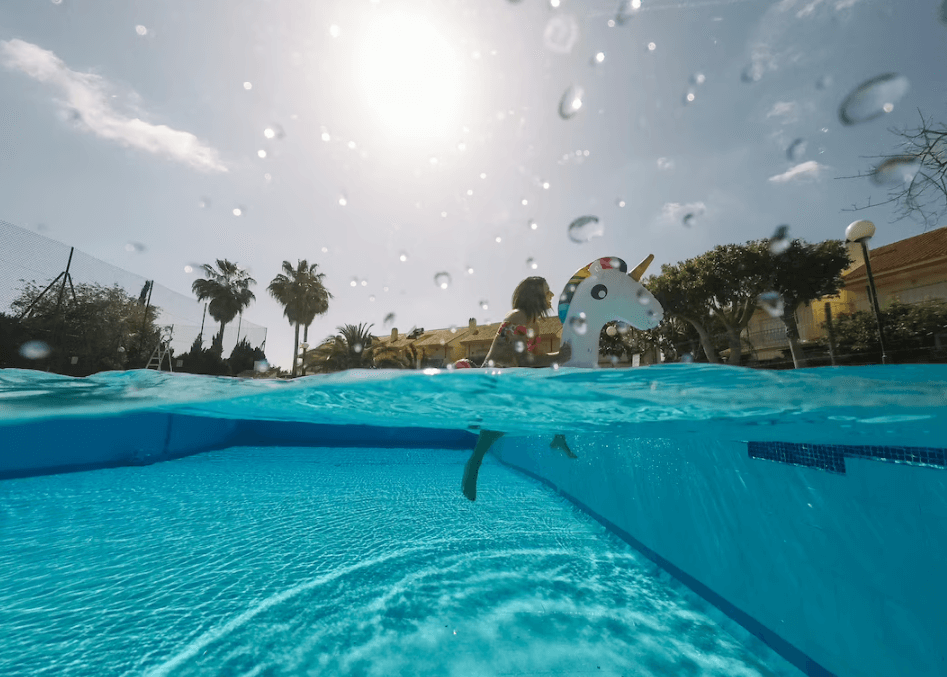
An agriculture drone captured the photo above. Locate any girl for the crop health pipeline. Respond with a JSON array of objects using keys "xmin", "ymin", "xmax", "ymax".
[{"xmin": 455, "ymin": 276, "xmax": 575, "ymax": 501}]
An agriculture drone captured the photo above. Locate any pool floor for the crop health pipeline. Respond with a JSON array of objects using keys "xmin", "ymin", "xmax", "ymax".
[{"xmin": 0, "ymin": 447, "xmax": 798, "ymax": 676}]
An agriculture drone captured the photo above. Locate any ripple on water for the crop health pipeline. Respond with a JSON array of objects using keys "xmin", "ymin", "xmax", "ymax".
[{"xmin": 1, "ymin": 447, "xmax": 796, "ymax": 677}]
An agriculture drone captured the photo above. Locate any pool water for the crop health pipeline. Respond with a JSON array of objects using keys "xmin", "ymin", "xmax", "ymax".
[
  {"xmin": 2, "ymin": 364, "xmax": 946, "ymax": 676},
  {"xmin": 1, "ymin": 445, "xmax": 797, "ymax": 677}
]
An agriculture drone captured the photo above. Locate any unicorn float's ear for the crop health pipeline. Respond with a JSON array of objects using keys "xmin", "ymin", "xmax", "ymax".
[{"xmin": 629, "ymin": 254, "xmax": 654, "ymax": 282}]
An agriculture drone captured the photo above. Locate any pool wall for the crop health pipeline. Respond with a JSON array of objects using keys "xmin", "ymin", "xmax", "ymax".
[
  {"xmin": 0, "ymin": 412, "xmax": 476, "ymax": 479},
  {"xmin": 5, "ymin": 412, "xmax": 945, "ymax": 677},
  {"xmin": 491, "ymin": 435, "xmax": 947, "ymax": 677}
]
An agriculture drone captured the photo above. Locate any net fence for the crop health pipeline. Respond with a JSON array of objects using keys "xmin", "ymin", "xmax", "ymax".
[{"xmin": 0, "ymin": 219, "xmax": 267, "ymax": 360}]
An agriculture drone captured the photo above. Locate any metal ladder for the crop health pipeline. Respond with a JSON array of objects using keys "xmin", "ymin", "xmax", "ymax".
[{"xmin": 145, "ymin": 326, "xmax": 174, "ymax": 371}]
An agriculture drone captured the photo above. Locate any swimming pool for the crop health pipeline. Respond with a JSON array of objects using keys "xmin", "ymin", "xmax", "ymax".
[{"xmin": 2, "ymin": 364, "xmax": 946, "ymax": 676}]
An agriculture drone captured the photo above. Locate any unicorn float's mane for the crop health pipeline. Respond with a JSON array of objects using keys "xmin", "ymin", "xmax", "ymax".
[{"xmin": 557, "ymin": 255, "xmax": 664, "ymax": 368}]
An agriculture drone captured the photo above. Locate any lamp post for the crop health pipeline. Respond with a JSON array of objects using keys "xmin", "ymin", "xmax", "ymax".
[{"xmin": 845, "ymin": 220, "xmax": 888, "ymax": 365}]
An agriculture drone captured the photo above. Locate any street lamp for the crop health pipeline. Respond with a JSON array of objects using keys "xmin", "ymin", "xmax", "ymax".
[{"xmin": 845, "ymin": 219, "xmax": 888, "ymax": 364}]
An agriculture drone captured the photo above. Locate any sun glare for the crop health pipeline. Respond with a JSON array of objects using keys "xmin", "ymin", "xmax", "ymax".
[{"xmin": 357, "ymin": 15, "xmax": 461, "ymax": 139}]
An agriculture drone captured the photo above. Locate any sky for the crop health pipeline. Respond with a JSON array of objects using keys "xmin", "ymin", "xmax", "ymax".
[{"xmin": 1, "ymin": 0, "xmax": 945, "ymax": 370}]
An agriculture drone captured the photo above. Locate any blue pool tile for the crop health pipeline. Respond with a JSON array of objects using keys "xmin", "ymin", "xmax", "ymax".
[{"xmin": 748, "ymin": 442, "xmax": 947, "ymax": 475}]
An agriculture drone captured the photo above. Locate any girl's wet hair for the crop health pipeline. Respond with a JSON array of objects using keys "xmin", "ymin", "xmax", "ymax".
[{"xmin": 511, "ymin": 276, "xmax": 549, "ymax": 323}]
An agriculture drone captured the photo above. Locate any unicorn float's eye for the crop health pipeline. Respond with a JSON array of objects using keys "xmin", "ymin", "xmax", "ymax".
[{"xmin": 591, "ymin": 284, "xmax": 607, "ymax": 300}]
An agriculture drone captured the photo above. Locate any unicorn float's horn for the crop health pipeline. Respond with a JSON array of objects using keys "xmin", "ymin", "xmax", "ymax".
[{"xmin": 629, "ymin": 254, "xmax": 654, "ymax": 282}]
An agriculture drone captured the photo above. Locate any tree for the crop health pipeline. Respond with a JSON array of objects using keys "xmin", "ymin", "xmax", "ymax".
[
  {"xmin": 176, "ymin": 334, "xmax": 230, "ymax": 376},
  {"xmin": 191, "ymin": 259, "xmax": 256, "ymax": 351},
  {"xmin": 824, "ymin": 299, "xmax": 947, "ymax": 363},
  {"xmin": 306, "ymin": 323, "xmax": 376, "ymax": 373},
  {"xmin": 647, "ymin": 242, "xmax": 770, "ymax": 364},
  {"xmin": 843, "ymin": 110, "xmax": 947, "ymax": 228},
  {"xmin": 764, "ymin": 239, "xmax": 851, "ymax": 368},
  {"xmin": 228, "ymin": 337, "xmax": 267, "ymax": 375},
  {"xmin": 5, "ymin": 281, "xmax": 160, "ymax": 374},
  {"xmin": 267, "ymin": 260, "xmax": 332, "ymax": 377}
]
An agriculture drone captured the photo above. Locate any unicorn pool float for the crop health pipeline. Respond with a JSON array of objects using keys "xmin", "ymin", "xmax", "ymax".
[{"xmin": 558, "ymin": 255, "xmax": 664, "ymax": 368}]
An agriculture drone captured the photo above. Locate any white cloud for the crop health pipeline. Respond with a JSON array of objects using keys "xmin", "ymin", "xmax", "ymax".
[
  {"xmin": 658, "ymin": 201, "xmax": 706, "ymax": 226},
  {"xmin": 1, "ymin": 39, "xmax": 226, "ymax": 172},
  {"xmin": 766, "ymin": 101, "xmax": 798, "ymax": 123},
  {"xmin": 768, "ymin": 160, "xmax": 825, "ymax": 183}
]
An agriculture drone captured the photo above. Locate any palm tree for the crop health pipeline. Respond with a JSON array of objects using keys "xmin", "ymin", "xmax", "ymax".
[
  {"xmin": 305, "ymin": 323, "xmax": 375, "ymax": 373},
  {"xmin": 191, "ymin": 259, "xmax": 256, "ymax": 351},
  {"xmin": 267, "ymin": 260, "xmax": 332, "ymax": 377}
]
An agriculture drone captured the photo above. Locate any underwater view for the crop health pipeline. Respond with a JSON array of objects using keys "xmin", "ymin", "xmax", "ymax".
[{"xmin": 2, "ymin": 0, "xmax": 947, "ymax": 675}]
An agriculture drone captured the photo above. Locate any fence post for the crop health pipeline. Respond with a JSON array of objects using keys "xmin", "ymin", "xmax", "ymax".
[{"xmin": 824, "ymin": 302, "xmax": 837, "ymax": 367}]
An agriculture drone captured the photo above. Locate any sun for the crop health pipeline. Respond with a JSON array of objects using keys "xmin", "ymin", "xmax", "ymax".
[{"xmin": 357, "ymin": 14, "xmax": 461, "ymax": 140}]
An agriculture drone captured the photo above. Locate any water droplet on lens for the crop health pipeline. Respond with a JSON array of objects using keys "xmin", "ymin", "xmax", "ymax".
[
  {"xmin": 184, "ymin": 264, "xmax": 194, "ymax": 273},
  {"xmin": 592, "ymin": 51, "xmax": 605, "ymax": 65},
  {"xmin": 682, "ymin": 213, "xmax": 696, "ymax": 227},
  {"xmin": 257, "ymin": 150, "xmax": 267, "ymax": 158},
  {"xmin": 558, "ymin": 85, "xmax": 584, "ymax": 119},
  {"xmin": 647, "ymin": 41, "xmax": 656, "ymax": 52},
  {"xmin": 353, "ymin": 342, "xmax": 362, "ymax": 354},
  {"xmin": 872, "ymin": 156, "xmax": 921, "ymax": 185},
  {"xmin": 435, "ymin": 272, "xmax": 452, "ymax": 289},
  {"xmin": 636, "ymin": 288, "xmax": 651, "ymax": 305},
  {"xmin": 606, "ymin": 324, "xmax": 617, "ymax": 337},
  {"xmin": 514, "ymin": 341, "xmax": 525, "ymax": 353},
  {"xmin": 544, "ymin": 14, "xmax": 580, "ymax": 54},
  {"xmin": 19, "ymin": 340, "xmax": 51, "ymax": 359},
  {"xmin": 786, "ymin": 138, "xmax": 807, "ymax": 162},
  {"xmin": 254, "ymin": 359, "xmax": 269, "ymax": 373},
  {"xmin": 399, "ymin": 251, "xmax": 408, "ymax": 262},
  {"xmin": 567, "ymin": 215, "xmax": 603, "ymax": 243},
  {"xmin": 769, "ymin": 225, "xmax": 791, "ymax": 254},
  {"xmin": 570, "ymin": 312, "xmax": 588, "ymax": 335},
  {"xmin": 125, "ymin": 242, "xmax": 146, "ymax": 253},
  {"xmin": 369, "ymin": 295, "xmax": 375, "ymax": 302},
  {"xmin": 479, "ymin": 300, "xmax": 489, "ymax": 310},
  {"xmin": 135, "ymin": 25, "xmax": 148, "ymax": 36},
  {"xmin": 616, "ymin": 199, "xmax": 626, "ymax": 208},
  {"xmin": 232, "ymin": 207, "xmax": 243, "ymax": 217},
  {"xmin": 838, "ymin": 73, "xmax": 909, "ymax": 125},
  {"xmin": 338, "ymin": 194, "xmax": 347, "ymax": 206},
  {"xmin": 691, "ymin": 72, "xmax": 706, "ymax": 85},
  {"xmin": 198, "ymin": 197, "xmax": 211, "ymax": 209},
  {"xmin": 466, "ymin": 266, "xmax": 474, "ymax": 275},
  {"xmin": 243, "ymin": 81, "xmax": 253, "ymax": 90},
  {"xmin": 616, "ymin": 0, "xmax": 642, "ymax": 24},
  {"xmin": 816, "ymin": 74, "xmax": 833, "ymax": 90},
  {"xmin": 681, "ymin": 353, "xmax": 694, "ymax": 363},
  {"xmin": 360, "ymin": 280, "xmax": 367, "ymax": 287},
  {"xmin": 527, "ymin": 257, "xmax": 538, "ymax": 270},
  {"xmin": 528, "ymin": 219, "xmax": 538, "ymax": 230},
  {"xmin": 741, "ymin": 62, "xmax": 763, "ymax": 83},
  {"xmin": 329, "ymin": 24, "xmax": 341, "ymax": 38},
  {"xmin": 759, "ymin": 291, "xmax": 784, "ymax": 318},
  {"xmin": 263, "ymin": 124, "xmax": 284, "ymax": 140},
  {"xmin": 495, "ymin": 236, "xmax": 502, "ymax": 243},
  {"xmin": 350, "ymin": 278, "xmax": 358, "ymax": 287},
  {"xmin": 384, "ymin": 312, "xmax": 396, "ymax": 327}
]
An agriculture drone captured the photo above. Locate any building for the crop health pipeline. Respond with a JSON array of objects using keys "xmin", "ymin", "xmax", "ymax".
[{"xmin": 745, "ymin": 226, "xmax": 947, "ymax": 361}]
